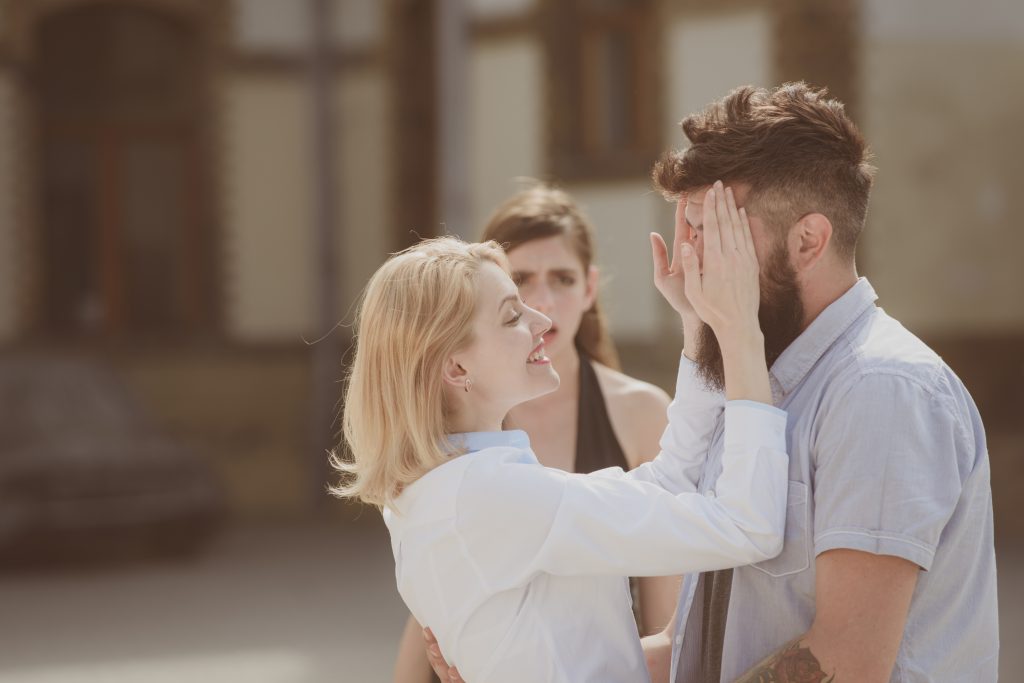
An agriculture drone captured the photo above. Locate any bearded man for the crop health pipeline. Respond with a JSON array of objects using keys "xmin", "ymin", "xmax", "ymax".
[{"xmin": 643, "ymin": 82, "xmax": 998, "ymax": 683}]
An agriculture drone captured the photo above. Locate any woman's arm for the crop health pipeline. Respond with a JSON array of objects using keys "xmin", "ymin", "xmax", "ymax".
[
  {"xmin": 456, "ymin": 182, "xmax": 786, "ymax": 579},
  {"xmin": 611, "ymin": 380, "xmax": 683, "ymax": 636}
]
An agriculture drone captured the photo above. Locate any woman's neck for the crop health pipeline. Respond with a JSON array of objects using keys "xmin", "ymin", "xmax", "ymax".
[{"xmin": 447, "ymin": 413, "xmax": 504, "ymax": 435}]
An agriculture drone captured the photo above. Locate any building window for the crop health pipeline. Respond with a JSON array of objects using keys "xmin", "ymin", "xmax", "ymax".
[
  {"xmin": 33, "ymin": 4, "xmax": 216, "ymax": 338},
  {"xmin": 544, "ymin": 0, "xmax": 659, "ymax": 181}
]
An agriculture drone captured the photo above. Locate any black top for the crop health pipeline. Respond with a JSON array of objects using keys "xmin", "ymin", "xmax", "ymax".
[
  {"xmin": 575, "ymin": 351, "xmax": 646, "ymax": 631},
  {"xmin": 573, "ymin": 352, "xmax": 630, "ymax": 474}
]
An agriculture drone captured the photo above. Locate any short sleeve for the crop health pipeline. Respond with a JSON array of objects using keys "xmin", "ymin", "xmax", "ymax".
[{"xmin": 812, "ymin": 372, "xmax": 965, "ymax": 570}]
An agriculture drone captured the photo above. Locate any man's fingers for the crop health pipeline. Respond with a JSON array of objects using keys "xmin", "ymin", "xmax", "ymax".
[{"xmin": 423, "ymin": 628, "xmax": 450, "ymax": 678}]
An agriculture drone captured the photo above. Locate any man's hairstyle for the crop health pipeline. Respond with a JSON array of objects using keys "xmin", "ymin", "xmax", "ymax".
[{"xmin": 652, "ymin": 82, "xmax": 876, "ymax": 259}]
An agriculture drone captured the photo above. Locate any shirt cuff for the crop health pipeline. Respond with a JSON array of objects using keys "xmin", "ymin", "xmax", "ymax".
[
  {"xmin": 723, "ymin": 400, "xmax": 787, "ymax": 453},
  {"xmin": 814, "ymin": 528, "xmax": 937, "ymax": 571}
]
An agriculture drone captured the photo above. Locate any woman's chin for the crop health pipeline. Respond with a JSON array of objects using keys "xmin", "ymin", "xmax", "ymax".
[{"xmin": 523, "ymin": 366, "xmax": 560, "ymax": 401}]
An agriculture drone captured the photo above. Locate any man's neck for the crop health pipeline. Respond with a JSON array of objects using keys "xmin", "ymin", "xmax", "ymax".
[{"xmin": 800, "ymin": 267, "xmax": 859, "ymax": 332}]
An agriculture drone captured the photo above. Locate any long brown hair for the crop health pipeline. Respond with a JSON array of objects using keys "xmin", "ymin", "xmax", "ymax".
[{"xmin": 481, "ymin": 185, "xmax": 620, "ymax": 370}]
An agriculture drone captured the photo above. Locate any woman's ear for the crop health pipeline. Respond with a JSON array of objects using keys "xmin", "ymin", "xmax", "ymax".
[
  {"xmin": 441, "ymin": 356, "xmax": 469, "ymax": 390},
  {"xmin": 584, "ymin": 265, "xmax": 599, "ymax": 310}
]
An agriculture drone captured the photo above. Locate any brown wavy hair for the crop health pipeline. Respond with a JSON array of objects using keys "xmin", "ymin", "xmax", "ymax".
[
  {"xmin": 481, "ymin": 185, "xmax": 620, "ymax": 370},
  {"xmin": 652, "ymin": 82, "xmax": 876, "ymax": 259}
]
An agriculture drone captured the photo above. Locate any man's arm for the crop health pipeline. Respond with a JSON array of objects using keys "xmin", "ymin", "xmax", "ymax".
[{"xmin": 733, "ymin": 548, "xmax": 918, "ymax": 682}]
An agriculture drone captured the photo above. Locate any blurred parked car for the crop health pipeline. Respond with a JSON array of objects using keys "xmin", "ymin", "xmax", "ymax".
[{"xmin": 0, "ymin": 354, "xmax": 224, "ymax": 567}]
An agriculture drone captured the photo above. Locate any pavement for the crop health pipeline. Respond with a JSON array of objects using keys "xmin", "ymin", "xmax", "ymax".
[{"xmin": 0, "ymin": 518, "xmax": 1019, "ymax": 682}]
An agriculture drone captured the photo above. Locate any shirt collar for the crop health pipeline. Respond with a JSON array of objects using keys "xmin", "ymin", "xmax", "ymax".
[
  {"xmin": 448, "ymin": 429, "xmax": 531, "ymax": 454},
  {"xmin": 769, "ymin": 277, "xmax": 878, "ymax": 398}
]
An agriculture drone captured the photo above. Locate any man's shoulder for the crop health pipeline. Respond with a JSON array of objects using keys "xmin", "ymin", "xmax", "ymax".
[
  {"xmin": 828, "ymin": 307, "xmax": 950, "ymax": 392},
  {"xmin": 809, "ymin": 307, "xmax": 979, "ymax": 433}
]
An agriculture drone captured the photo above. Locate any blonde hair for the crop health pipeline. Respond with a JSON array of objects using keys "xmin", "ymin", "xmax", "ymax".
[{"xmin": 330, "ymin": 237, "xmax": 509, "ymax": 508}]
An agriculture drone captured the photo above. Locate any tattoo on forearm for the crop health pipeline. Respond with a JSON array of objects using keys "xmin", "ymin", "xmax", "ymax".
[{"xmin": 733, "ymin": 640, "xmax": 835, "ymax": 683}]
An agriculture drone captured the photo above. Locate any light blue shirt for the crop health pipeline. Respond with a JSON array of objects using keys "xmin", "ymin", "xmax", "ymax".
[{"xmin": 672, "ymin": 278, "xmax": 998, "ymax": 682}]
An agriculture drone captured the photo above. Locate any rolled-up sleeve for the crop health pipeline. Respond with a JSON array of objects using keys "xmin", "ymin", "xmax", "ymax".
[
  {"xmin": 812, "ymin": 372, "xmax": 964, "ymax": 570},
  {"xmin": 456, "ymin": 400, "xmax": 789, "ymax": 583}
]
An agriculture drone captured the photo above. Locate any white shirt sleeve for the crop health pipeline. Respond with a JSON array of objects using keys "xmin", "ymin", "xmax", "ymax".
[
  {"xmin": 610, "ymin": 354, "xmax": 724, "ymax": 495},
  {"xmin": 455, "ymin": 372, "xmax": 789, "ymax": 584}
]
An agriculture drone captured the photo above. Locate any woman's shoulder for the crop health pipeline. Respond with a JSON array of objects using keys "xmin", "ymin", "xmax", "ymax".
[
  {"xmin": 591, "ymin": 362, "xmax": 670, "ymax": 411},
  {"xmin": 590, "ymin": 363, "xmax": 670, "ymax": 466},
  {"xmin": 459, "ymin": 447, "xmax": 565, "ymax": 495}
]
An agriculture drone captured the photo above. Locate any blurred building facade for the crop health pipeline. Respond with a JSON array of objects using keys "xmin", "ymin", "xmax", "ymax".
[{"xmin": 0, "ymin": 0, "xmax": 1020, "ymax": 526}]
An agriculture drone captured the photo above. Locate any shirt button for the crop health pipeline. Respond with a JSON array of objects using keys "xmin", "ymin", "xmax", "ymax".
[
  {"xmin": 675, "ymin": 635, "xmax": 683, "ymax": 645},
  {"xmin": 705, "ymin": 489, "xmax": 717, "ymax": 498}
]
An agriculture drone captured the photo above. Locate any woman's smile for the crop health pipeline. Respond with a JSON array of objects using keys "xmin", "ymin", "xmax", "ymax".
[{"xmin": 528, "ymin": 340, "xmax": 551, "ymax": 365}]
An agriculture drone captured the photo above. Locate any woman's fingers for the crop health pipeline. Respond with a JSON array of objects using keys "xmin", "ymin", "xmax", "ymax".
[
  {"xmin": 702, "ymin": 186, "xmax": 722, "ymax": 257},
  {"xmin": 679, "ymin": 242, "xmax": 702, "ymax": 309},
  {"xmin": 650, "ymin": 232, "xmax": 670, "ymax": 280},
  {"xmin": 740, "ymin": 207, "xmax": 757, "ymax": 265},
  {"xmin": 715, "ymin": 181, "xmax": 737, "ymax": 254},
  {"xmin": 725, "ymin": 187, "xmax": 745, "ymax": 257},
  {"xmin": 673, "ymin": 195, "xmax": 689, "ymax": 268}
]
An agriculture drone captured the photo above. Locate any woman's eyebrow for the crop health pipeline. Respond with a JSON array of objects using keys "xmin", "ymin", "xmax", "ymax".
[{"xmin": 497, "ymin": 294, "xmax": 518, "ymax": 312}]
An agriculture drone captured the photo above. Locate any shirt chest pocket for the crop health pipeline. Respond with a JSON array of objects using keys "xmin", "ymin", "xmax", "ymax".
[{"xmin": 751, "ymin": 480, "xmax": 810, "ymax": 578}]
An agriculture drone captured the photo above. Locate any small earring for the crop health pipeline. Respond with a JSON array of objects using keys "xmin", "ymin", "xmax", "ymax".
[{"xmin": 464, "ymin": 378, "xmax": 472, "ymax": 393}]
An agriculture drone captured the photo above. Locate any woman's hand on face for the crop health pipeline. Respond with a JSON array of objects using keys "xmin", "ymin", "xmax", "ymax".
[
  {"xmin": 677, "ymin": 181, "xmax": 761, "ymax": 343},
  {"xmin": 650, "ymin": 194, "xmax": 700, "ymax": 329}
]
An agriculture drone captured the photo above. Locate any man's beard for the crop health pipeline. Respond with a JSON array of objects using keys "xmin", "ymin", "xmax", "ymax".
[{"xmin": 693, "ymin": 242, "xmax": 804, "ymax": 393}]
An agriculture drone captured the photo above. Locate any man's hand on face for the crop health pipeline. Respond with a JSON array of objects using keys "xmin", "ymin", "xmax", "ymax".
[{"xmin": 424, "ymin": 628, "xmax": 464, "ymax": 683}]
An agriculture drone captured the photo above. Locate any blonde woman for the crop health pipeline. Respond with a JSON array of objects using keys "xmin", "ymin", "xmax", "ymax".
[
  {"xmin": 335, "ymin": 185, "xmax": 788, "ymax": 682},
  {"xmin": 393, "ymin": 186, "xmax": 679, "ymax": 683}
]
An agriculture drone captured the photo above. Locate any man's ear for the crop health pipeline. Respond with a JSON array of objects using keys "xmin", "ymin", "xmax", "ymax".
[
  {"xmin": 441, "ymin": 356, "xmax": 469, "ymax": 390},
  {"xmin": 584, "ymin": 265, "xmax": 599, "ymax": 310},
  {"xmin": 792, "ymin": 213, "xmax": 833, "ymax": 273}
]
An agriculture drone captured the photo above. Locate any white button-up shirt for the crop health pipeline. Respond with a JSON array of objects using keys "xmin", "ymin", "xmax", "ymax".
[{"xmin": 383, "ymin": 358, "xmax": 788, "ymax": 683}]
